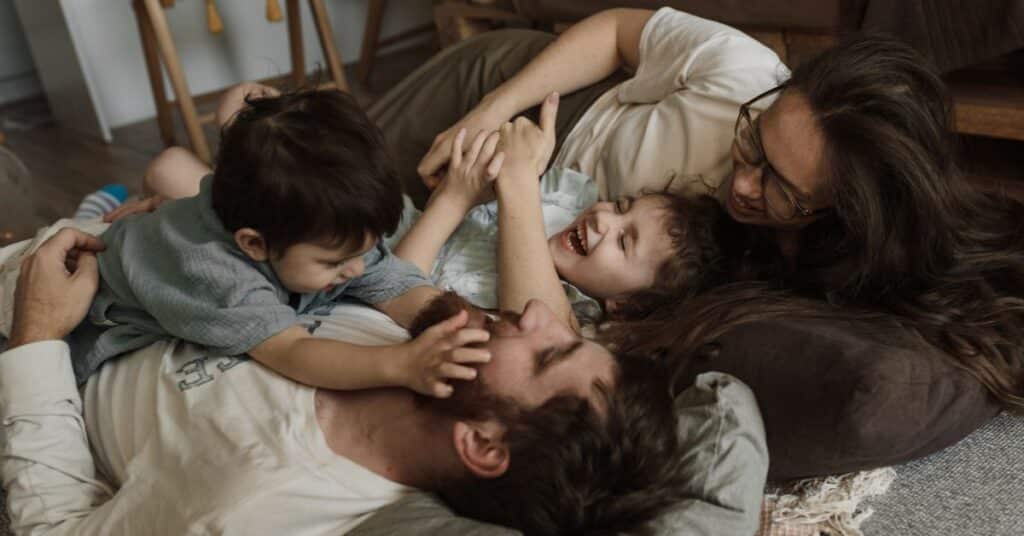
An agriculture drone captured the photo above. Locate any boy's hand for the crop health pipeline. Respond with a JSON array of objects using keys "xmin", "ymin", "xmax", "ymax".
[
  {"xmin": 103, "ymin": 194, "xmax": 167, "ymax": 222},
  {"xmin": 430, "ymin": 128, "xmax": 505, "ymax": 211},
  {"xmin": 397, "ymin": 309, "xmax": 491, "ymax": 398},
  {"xmin": 495, "ymin": 92, "xmax": 559, "ymax": 183}
]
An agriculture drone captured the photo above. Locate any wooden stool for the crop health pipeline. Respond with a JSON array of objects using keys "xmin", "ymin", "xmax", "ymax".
[{"xmin": 132, "ymin": 0, "xmax": 351, "ymax": 163}]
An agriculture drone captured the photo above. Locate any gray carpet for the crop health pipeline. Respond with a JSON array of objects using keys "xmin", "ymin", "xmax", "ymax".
[{"xmin": 865, "ymin": 412, "xmax": 1024, "ymax": 535}]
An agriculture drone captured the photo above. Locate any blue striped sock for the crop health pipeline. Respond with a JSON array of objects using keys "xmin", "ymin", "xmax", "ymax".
[{"xmin": 74, "ymin": 184, "xmax": 128, "ymax": 220}]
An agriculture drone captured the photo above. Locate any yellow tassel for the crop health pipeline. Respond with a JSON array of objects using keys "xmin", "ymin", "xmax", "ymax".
[
  {"xmin": 206, "ymin": 0, "xmax": 223, "ymax": 34},
  {"xmin": 266, "ymin": 0, "xmax": 283, "ymax": 22}
]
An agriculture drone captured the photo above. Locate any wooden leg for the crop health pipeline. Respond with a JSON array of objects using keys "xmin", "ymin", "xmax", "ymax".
[
  {"xmin": 358, "ymin": 0, "xmax": 386, "ymax": 85},
  {"xmin": 132, "ymin": 0, "xmax": 176, "ymax": 147},
  {"xmin": 141, "ymin": 0, "xmax": 212, "ymax": 163},
  {"xmin": 308, "ymin": 0, "xmax": 350, "ymax": 92},
  {"xmin": 286, "ymin": 0, "xmax": 305, "ymax": 87}
]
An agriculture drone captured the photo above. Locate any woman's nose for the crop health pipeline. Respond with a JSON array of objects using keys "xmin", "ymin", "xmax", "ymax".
[{"xmin": 732, "ymin": 163, "xmax": 764, "ymax": 200}]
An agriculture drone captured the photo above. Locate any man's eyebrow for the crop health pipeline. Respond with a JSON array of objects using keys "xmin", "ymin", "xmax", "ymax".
[
  {"xmin": 755, "ymin": 117, "xmax": 811, "ymax": 200},
  {"xmin": 533, "ymin": 340, "xmax": 583, "ymax": 377}
]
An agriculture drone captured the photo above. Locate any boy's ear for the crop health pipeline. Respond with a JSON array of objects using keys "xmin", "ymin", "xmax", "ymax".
[
  {"xmin": 603, "ymin": 297, "xmax": 626, "ymax": 319},
  {"xmin": 452, "ymin": 420, "xmax": 510, "ymax": 479},
  {"xmin": 234, "ymin": 228, "xmax": 270, "ymax": 261}
]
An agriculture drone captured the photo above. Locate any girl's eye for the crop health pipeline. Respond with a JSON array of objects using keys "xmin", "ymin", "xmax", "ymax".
[{"xmin": 613, "ymin": 200, "xmax": 623, "ymax": 213}]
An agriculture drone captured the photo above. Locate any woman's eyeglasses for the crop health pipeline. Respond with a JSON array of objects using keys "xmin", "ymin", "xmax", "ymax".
[{"xmin": 734, "ymin": 86, "xmax": 828, "ymax": 221}]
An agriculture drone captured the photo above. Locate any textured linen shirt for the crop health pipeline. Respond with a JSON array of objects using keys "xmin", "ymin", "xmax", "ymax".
[
  {"xmin": 552, "ymin": 7, "xmax": 788, "ymax": 201},
  {"xmin": 70, "ymin": 176, "xmax": 429, "ymax": 382},
  {"xmin": 385, "ymin": 167, "xmax": 603, "ymax": 324}
]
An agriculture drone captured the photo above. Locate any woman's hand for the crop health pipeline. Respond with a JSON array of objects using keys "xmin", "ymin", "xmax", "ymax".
[
  {"xmin": 495, "ymin": 92, "xmax": 559, "ymax": 185},
  {"xmin": 417, "ymin": 97, "xmax": 514, "ymax": 190},
  {"xmin": 103, "ymin": 194, "xmax": 167, "ymax": 223},
  {"xmin": 429, "ymin": 128, "xmax": 505, "ymax": 211}
]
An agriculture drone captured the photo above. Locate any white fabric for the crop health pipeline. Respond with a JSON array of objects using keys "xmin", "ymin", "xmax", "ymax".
[
  {"xmin": 552, "ymin": 7, "xmax": 788, "ymax": 201},
  {"xmin": 0, "ymin": 304, "xmax": 413, "ymax": 536},
  {"xmin": 384, "ymin": 167, "xmax": 603, "ymax": 323}
]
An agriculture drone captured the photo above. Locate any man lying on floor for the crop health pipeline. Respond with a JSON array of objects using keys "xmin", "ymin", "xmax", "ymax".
[{"xmin": 0, "ymin": 229, "xmax": 767, "ymax": 535}]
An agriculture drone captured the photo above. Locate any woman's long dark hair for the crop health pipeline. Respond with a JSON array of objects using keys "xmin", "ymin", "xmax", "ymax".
[{"xmin": 733, "ymin": 36, "xmax": 1024, "ymax": 410}]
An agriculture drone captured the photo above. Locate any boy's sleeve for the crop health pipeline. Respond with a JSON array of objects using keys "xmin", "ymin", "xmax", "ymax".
[{"xmin": 344, "ymin": 243, "xmax": 432, "ymax": 305}]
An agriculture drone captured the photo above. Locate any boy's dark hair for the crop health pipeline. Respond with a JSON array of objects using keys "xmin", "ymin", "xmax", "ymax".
[
  {"xmin": 613, "ymin": 193, "xmax": 736, "ymax": 320},
  {"xmin": 212, "ymin": 88, "xmax": 402, "ymax": 254}
]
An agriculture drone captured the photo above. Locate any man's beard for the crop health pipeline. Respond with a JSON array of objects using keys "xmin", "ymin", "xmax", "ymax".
[{"xmin": 410, "ymin": 292, "xmax": 521, "ymax": 424}]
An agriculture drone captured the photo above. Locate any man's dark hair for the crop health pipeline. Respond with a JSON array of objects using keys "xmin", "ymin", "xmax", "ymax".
[
  {"xmin": 211, "ymin": 88, "xmax": 402, "ymax": 254},
  {"xmin": 411, "ymin": 293, "xmax": 696, "ymax": 535}
]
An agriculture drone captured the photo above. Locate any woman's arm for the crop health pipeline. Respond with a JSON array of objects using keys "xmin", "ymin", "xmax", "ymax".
[
  {"xmin": 417, "ymin": 8, "xmax": 654, "ymax": 183},
  {"xmin": 494, "ymin": 95, "xmax": 579, "ymax": 332}
]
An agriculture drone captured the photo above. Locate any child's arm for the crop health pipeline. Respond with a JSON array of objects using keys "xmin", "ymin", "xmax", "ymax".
[
  {"xmin": 394, "ymin": 128, "xmax": 504, "ymax": 275},
  {"xmin": 494, "ymin": 93, "xmax": 580, "ymax": 332},
  {"xmin": 247, "ymin": 310, "xmax": 490, "ymax": 397}
]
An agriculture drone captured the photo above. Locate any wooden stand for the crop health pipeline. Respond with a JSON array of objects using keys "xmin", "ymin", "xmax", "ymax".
[{"xmin": 131, "ymin": 0, "xmax": 351, "ymax": 162}]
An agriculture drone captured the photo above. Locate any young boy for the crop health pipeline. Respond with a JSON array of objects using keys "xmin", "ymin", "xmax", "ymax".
[{"xmin": 70, "ymin": 88, "xmax": 486, "ymax": 398}]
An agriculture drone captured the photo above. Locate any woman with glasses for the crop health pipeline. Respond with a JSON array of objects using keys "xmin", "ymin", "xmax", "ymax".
[{"xmin": 372, "ymin": 7, "xmax": 1024, "ymax": 412}]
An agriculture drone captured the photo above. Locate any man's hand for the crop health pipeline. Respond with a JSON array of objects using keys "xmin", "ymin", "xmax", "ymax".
[
  {"xmin": 429, "ymin": 128, "xmax": 505, "ymax": 211},
  {"xmin": 495, "ymin": 92, "xmax": 559, "ymax": 183},
  {"xmin": 8, "ymin": 228, "xmax": 105, "ymax": 348},
  {"xmin": 396, "ymin": 310, "xmax": 491, "ymax": 398}
]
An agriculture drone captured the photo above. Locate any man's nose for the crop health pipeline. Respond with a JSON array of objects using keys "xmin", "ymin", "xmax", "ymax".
[{"xmin": 732, "ymin": 164, "xmax": 763, "ymax": 200}]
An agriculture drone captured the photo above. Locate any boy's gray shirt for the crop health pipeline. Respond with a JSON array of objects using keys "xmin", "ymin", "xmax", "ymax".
[{"xmin": 70, "ymin": 176, "xmax": 429, "ymax": 382}]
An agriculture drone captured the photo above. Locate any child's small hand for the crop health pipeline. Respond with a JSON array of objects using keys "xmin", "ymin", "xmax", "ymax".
[
  {"xmin": 397, "ymin": 309, "xmax": 492, "ymax": 398},
  {"xmin": 495, "ymin": 92, "xmax": 558, "ymax": 183},
  {"xmin": 431, "ymin": 128, "xmax": 505, "ymax": 211},
  {"xmin": 103, "ymin": 194, "xmax": 167, "ymax": 222}
]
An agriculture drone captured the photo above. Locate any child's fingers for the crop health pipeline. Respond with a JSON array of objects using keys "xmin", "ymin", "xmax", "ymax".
[
  {"xmin": 464, "ymin": 129, "xmax": 489, "ymax": 168},
  {"xmin": 439, "ymin": 362, "xmax": 478, "ymax": 381},
  {"xmin": 421, "ymin": 309, "xmax": 470, "ymax": 342},
  {"xmin": 448, "ymin": 327, "xmax": 490, "ymax": 348},
  {"xmin": 478, "ymin": 131, "xmax": 501, "ymax": 164},
  {"xmin": 449, "ymin": 347, "xmax": 491, "ymax": 364},
  {"xmin": 450, "ymin": 128, "xmax": 467, "ymax": 170},
  {"xmin": 539, "ymin": 92, "xmax": 559, "ymax": 136},
  {"xmin": 429, "ymin": 381, "xmax": 455, "ymax": 398},
  {"xmin": 486, "ymin": 152, "xmax": 505, "ymax": 179}
]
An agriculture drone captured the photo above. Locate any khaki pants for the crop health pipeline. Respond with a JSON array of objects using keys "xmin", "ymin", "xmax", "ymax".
[{"xmin": 369, "ymin": 29, "xmax": 628, "ymax": 207}]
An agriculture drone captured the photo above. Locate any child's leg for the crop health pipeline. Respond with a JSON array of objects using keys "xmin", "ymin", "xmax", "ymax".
[
  {"xmin": 144, "ymin": 147, "xmax": 211, "ymax": 199},
  {"xmin": 215, "ymin": 82, "xmax": 280, "ymax": 128}
]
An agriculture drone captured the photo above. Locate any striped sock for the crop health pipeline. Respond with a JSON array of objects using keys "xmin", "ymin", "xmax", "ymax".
[{"xmin": 74, "ymin": 184, "xmax": 128, "ymax": 220}]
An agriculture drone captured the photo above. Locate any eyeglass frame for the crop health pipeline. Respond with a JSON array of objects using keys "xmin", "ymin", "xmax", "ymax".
[{"xmin": 733, "ymin": 85, "xmax": 830, "ymax": 220}]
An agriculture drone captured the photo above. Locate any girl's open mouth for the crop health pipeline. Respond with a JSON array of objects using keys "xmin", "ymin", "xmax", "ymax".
[{"xmin": 563, "ymin": 222, "xmax": 588, "ymax": 256}]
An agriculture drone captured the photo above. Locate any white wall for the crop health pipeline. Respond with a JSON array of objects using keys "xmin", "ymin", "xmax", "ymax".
[
  {"xmin": 62, "ymin": 0, "xmax": 432, "ymax": 128},
  {"xmin": 0, "ymin": 0, "xmax": 41, "ymax": 104}
]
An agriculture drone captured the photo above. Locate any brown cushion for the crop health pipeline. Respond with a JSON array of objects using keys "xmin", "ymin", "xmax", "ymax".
[{"xmin": 673, "ymin": 317, "xmax": 1002, "ymax": 480}]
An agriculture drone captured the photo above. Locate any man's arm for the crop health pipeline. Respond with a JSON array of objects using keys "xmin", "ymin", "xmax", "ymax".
[
  {"xmin": 0, "ymin": 228, "xmax": 132, "ymax": 535},
  {"xmin": 417, "ymin": 8, "xmax": 654, "ymax": 183}
]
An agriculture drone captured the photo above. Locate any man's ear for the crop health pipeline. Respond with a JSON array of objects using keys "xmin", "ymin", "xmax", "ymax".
[
  {"xmin": 452, "ymin": 420, "xmax": 510, "ymax": 479},
  {"xmin": 234, "ymin": 228, "xmax": 270, "ymax": 261}
]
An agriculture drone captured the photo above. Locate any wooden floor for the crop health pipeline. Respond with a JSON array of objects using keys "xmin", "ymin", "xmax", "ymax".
[{"xmin": 1, "ymin": 41, "xmax": 1022, "ymax": 248}]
